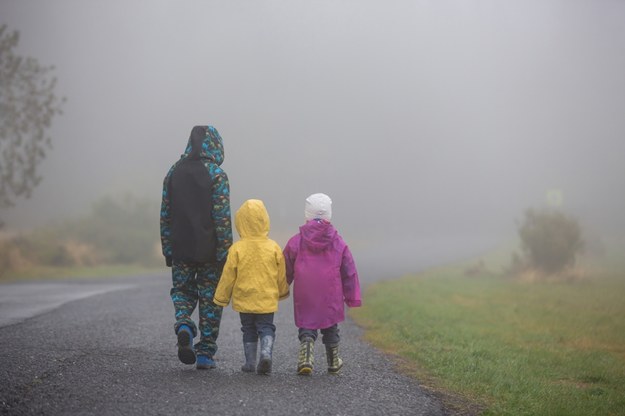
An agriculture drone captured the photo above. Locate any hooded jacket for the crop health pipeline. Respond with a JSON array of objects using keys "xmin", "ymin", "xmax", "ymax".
[
  {"xmin": 213, "ymin": 199, "xmax": 289, "ymax": 313},
  {"xmin": 283, "ymin": 219, "xmax": 361, "ymax": 329},
  {"xmin": 160, "ymin": 125, "xmax": 232, "ymax": 265}
]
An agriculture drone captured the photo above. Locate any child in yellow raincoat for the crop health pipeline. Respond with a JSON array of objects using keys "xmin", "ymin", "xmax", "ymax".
[{"xmin": 214, "ymin": 199, "xmax": 290, "ymax": 374}]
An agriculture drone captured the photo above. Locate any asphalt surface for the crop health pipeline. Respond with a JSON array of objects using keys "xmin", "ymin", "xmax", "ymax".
[{"xmin": 0, "ymin": 273, "xmax": 453, "ymax": 416}]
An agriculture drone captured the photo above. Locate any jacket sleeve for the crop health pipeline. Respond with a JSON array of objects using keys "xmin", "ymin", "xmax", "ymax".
[
  {"xmin": 211, "ymin": 168, "xmax": 233, "ymax": 263},
  {"xmin": 213, "ymin": 248, "xmax": 237, "ymax": 307},
  {"xmin": 275, "ymin": 247, "xmax": 290, "ymax": 300},
  {"xmin": 283, "ymin": 237, "xmax": 297, "ymax": 285},
  {"xmin": 160, "ymin": 168, "xmax": 174, "ymax": 266},
  {"xmin": 340, "ymin": 245, "xmax": 362, "ymax": 307}
]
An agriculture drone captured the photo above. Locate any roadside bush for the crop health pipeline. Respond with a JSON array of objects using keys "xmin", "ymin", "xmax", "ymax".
[
  {"xmin": 0, "ymin": 238, "xmax": 11, "ymax": 276},
  {"xmin": 65, "ymin": 194, "xmax": 160, "ymax": 266},
  {"xmin": 0, "ymin": 232, "xmax": 65, "ymax": 278},
  {"xmin": 516, "ymin": 208, "xmax": 584, "ymax": 275},
  {"xmin": 1, "ymin": 194, "xmax": 160, "ymax": 276}
]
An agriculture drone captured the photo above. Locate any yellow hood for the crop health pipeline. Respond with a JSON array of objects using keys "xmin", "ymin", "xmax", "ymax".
[{"xmin": 235, "ymin": 199, "xmax": 270, "ymax": 239}]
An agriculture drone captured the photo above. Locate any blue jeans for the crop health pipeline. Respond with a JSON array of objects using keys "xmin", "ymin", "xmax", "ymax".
[
  {"xmin": 298, "ymin": 324, "xmax": 340, "ymax": 346},
  {"xmin": 240, "ymin": 312, "xmax": 276, "ymax": 343}
]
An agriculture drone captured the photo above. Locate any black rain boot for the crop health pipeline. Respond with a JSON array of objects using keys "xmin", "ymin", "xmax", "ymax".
[
  {"xmin": 241, "ymin": 342, "xmax": 257, "ymax": 373},
  {"xmin": 325, "ymin": 344, "xmax": 343, "ymax": 374},
  {"xmin": 256, "ymin": 335, "xmax": 274, "ymax": 375},
  {"xmin": 297, "ymin": 337, "xmax": 314, "ymax": 375}
]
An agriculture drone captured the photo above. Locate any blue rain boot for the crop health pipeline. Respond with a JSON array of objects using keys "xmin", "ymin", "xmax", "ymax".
[
  {"xmin": 176, "ymin": 325, "xmax": 196, "ymax": 365},
  {"xmin": 241, "ymin": 342, "xmax": 257, "ymax": 373},
  {"xmin": 196, "ymin": 355, "xmax": 216, "ymax": 370},
  {"xmin": 256, "ymin": 335, "xmax": 274, "ymax": 375}
]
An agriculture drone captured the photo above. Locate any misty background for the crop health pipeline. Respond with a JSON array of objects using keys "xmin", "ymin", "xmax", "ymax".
[{"xmin": 2, "ymin": 0, "xmax": 624, "ymax": 280}]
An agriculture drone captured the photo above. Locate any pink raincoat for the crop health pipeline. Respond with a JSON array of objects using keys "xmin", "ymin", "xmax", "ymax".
[{"xmin": 283, "ymin": 219, "xmax": 361, "ymax": 329}]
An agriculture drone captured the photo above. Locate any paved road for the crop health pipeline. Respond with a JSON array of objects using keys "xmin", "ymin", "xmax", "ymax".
[
  {"xmin": 0, "ymin": 281, "xmax": 134, "ymax": 328},
  {"xmin": 0, "ymin": 273, "xmax": 452, "ymax": 416}
]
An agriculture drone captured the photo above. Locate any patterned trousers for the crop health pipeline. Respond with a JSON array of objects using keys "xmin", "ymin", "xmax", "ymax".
[{"xmin": 170, "ymin": 261, "xmax": 223, "ymax": 358}]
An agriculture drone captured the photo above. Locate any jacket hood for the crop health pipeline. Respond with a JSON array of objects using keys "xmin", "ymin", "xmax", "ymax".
[
  {"xmin": 183, "ymin": 125, "xmax": 224, "ymax": 165},
  {"xmin": 235, "ymin": 199, "xmax": 270, "ymax": 239},
  {"xmin": 300, "ymin": 219, "xmax": 336, "ymax": 252}
]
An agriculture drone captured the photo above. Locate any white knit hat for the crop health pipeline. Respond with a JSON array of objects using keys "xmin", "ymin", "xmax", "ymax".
[{"xmin": 305, "ymin": 193, "xmax": 332, "ymax": 221}]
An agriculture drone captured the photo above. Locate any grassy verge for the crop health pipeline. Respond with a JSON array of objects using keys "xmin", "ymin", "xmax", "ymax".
[
  {"xmin": 0, "ymin": 264, "xmax": 164, "ymax": 283},
  {"xmin": 350, "ymin": 259, "xmax": 625, "ymax": 416}
]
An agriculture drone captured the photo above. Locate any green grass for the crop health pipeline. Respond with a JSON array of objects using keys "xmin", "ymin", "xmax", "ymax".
[{"xmin": 351, "ymin": 261, "xmax": 625, "ymax": 416}]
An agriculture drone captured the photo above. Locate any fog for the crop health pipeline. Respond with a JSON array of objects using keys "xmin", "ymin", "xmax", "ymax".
[{"xmin": 2, "ymin": 1, "xmax": 625, "ymax": 281}]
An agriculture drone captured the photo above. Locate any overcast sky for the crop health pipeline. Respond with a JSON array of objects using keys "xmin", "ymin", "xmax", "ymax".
[{"xmin": 2, "ymin": 0, "xmax": 624, "ymax": 276}]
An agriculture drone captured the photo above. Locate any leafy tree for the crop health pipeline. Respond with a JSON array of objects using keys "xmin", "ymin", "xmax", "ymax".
[
  {"xmin": 0, "ymin": 24, "xmax": 65, "ymax": 225},
  {"xmin": 518, "ymin": 208, "xmax": 584, "ymax": 274}
]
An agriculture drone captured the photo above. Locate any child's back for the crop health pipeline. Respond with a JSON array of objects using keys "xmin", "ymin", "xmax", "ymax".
[
  {"xmin": 215, "ymin": 199, "xmax": 288, "ymax": 313},
  {"xmin": 283, "ymin": 193, "xmax": 361, "ymax": 375},
  {"xmin": 214, "ymin": 199, "xmax": 289, "ymax": 375}
]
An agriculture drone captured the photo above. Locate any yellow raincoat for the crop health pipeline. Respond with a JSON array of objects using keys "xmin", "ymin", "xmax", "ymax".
[{"xmin": 214, "ymin": 199, "xmax": 289, "ymax": 313}]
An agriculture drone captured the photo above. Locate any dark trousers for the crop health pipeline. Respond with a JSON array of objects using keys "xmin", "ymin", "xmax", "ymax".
[
  {"xmin": 240, "ymin": 312, "xmax": 276, "ymax": 343},
  {"xmin": 298, "ymin": 324, "xmax": 340, "ymax": 346}
]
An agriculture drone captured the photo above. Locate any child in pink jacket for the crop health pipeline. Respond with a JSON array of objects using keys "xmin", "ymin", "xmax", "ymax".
[{"xmin": 283, "ymin": 193, "xmax": 362, "ymax": 375}]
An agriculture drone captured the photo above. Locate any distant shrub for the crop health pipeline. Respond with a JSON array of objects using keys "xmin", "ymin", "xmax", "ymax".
[
  {"xmin": 65, "ymin": 194, "xmax": 160, "ymax": 266},
  {"xmin": 517, "ymin": 208, "xmax": 584, "ymax": 275},
  {"xmin": 0, "ymin": 239, "xmax": 12, "ymax": 276},
  {"xmin": 0, "ymin": 231, "xmax": 71, "ymax": 277},
  {"xmin": 1, "ymin": 194, "xmax": 160, "ymax": 275},
  {"xmin": 464, "ymin": 259, "xmax": 490, "ymax": 277}
]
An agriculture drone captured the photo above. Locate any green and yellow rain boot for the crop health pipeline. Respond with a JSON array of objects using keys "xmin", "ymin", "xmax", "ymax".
[
  {"xmin": 297, "ymin": 337, "xmax": 314, "ymax": 375},
  {"xmin": 325, "ymin": 344, "xmax": 343, "ymax": 374}
]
